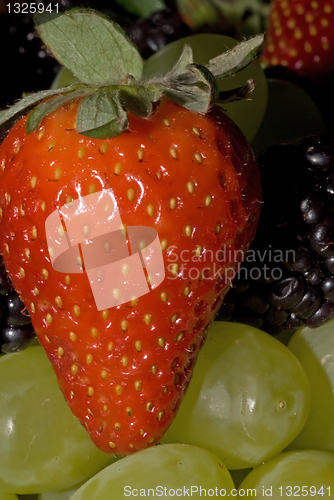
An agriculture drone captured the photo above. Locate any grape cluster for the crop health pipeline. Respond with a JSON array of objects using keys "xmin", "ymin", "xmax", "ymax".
[
  {"xmin": 2, "ymin": 321, "xmax": 334, "ymax": 496},
  {"xmin": 0, "ymin": 255, "xmax": 35, "ymax": 353},
  {"xmin": 218, "ymin": 133, "xmax": 334, "ymax": 334}
]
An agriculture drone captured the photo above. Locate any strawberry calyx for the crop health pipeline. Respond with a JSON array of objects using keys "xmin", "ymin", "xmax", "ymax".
[{"xmin": 0, "ymin": 8, "xmax": 264, "ymax": 139}]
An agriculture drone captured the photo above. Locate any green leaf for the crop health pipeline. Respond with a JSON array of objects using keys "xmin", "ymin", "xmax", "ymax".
[
  {"xmin": 207, "ymin": 33, "xmax": 264, "ymax": 79},
  {"xmin": 0, "ymin": 87, "xmax": 75, "ymax": 127},
  {"xmin": 218, "ymin": 79, "xmax": 255, "ymax": 104},
  {"xmin": 76, "ymin": 89, "xmax": 129, "ymax": 139},
  {"xmin": 190, "ymin": 63, "xmax": 220, "ymax": 103},
  {"xmin": 158, "ymin": 45, "xmax": 213, "ymax": 113},
  {"xmin": 35, "ymin": 8, "xmax": 144, "ymax": 87},
  {"xmin": 26, "ymin": 88, "xmax": 92, "ymax": 134},
  {"xmin": 162, "ymin": 44, "xmax": 195, "ymax": 81},
  {"xmin": 163, "ymin": 84, "xmax": 211, "ymax": 114},
  {"xmin": 119, "ymin": 84, "xmax": 164, "ymax": 118}
]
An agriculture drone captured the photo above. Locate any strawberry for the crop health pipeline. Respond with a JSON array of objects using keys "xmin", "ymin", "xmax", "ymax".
[
  {"xmin": 0, "ymin": 9, "xmax": 262, "ymax": 455},
  {"xmin": 261, "ymin": 0, "xmax": 334, "ymax": 84}
]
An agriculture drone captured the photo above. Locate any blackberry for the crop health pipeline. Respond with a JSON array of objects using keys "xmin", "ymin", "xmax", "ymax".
[
  {"xmin": 217, "ymin": 133, "xmax": 334, "ymax": 335},
  {"xmin": 126, "ymin": 8, "xmax": 192, "ymax": 59},
  {"xmin": 0, "ymin": 255, "xmax": 35, "ymax": 353},
  {"xmin": 0, "ymin": 1, "xmax": 73, "ymax": 108},
  {"xmin": 0, "ymin": 254, "xmax": 12, "ymax": 295},
  {"xmin": 1, "ymin": 324, "xmax": 36, "ymax": 353}
]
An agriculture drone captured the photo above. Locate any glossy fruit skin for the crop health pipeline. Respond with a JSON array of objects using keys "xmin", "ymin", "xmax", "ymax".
[
  {"xmin": 287, "ymin": 319, "xmax": 334, "ymax": 453},
  {"xmin": 38, "ymin": 482, "xmax": 83, "ymax": 500},
  {"xmin": 0, "ymin": 97, "xmax": 261, "ymax": 455},
  {"xmin": 0, "ymin": 254, "xmax": 12, "ymax": 295},
  {"xmin": 260, "ymin": 0, "xmax": 334, "ymax": 85},
  {"xmin": 239, "ymin": 449, "xmax": 334, "ymax": 498},
  {"xmin": 0, "ymin": 346, "xmax": 116, "ymax": 494},
  {"xmin": 0, "ymin": 323, "xmax": 35, "ymax": 353},
  {"xmin": 0, "ymin": 491, "xmax": 18, "ymax": 500},
  {"xmin": 162, "ymin": 321, "xmax": 310, "ymax": 469},
  {"xmin": 70, "ymin": 443, "xmax": 235, "ymax": 500},
  {"xmin": 0, "ymin": 254, "xmax": 36, "ymax": 353}
]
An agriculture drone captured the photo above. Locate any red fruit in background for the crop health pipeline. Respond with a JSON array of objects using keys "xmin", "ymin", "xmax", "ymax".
[
  {"xmin": 0, "ymin": 9, "xmax": 262, "ymax": 455},
  {"xmin": 261, "ymin": 0, "xmax": 334, "ymax": 84}
]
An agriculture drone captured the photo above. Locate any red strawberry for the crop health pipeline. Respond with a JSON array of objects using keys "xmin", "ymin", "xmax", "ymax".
[
  {"xmin": 261, "ymin": 0, "xmax": 334, "ymax": 84},
  {"xmin": 0, "ymin": 9, "xmax": 262, "ymax": 455}
]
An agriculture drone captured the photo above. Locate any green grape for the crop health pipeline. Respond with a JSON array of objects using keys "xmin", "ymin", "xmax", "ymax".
[
  {"xmin": 143, "ymin": 33, "xmax": 268, "ymax": 143},
  {"xmin": 251, "ymin": 78, "xmax": 326, "ymax": 157},
  {"xmin": 113, "ymin": 0, "xmax": 166, "ymax": 18},
  {"xmin": 70, "ymin": 443, "xmax": 235, "ymax": 500},
  {"xmin": 0, "ymin": 346, "xmax": 117, "ymax": 495},
  {"xmin": 38, "ymin": 482, "xmax": 83, "ymax": 500},
  {"xmin": 287, "ymin": 320, "xmax": 334, "ymax": 453},
  {"xmin": 228, "ymin": 469, "xmax": 252, "ymax": 489},
  {"xmin": 162, "ymin": 322, "xmax": 310, "ymax": 469},
  {"xmin": 238, "ymin": 450, "xmax": 334, "ymax": 498},
  {"xmin": 51, "ymin": 68, "xmax": 78, "ymax": 90},
  {"xmin": 0, "ymin": 490, "xmax": 18, "ymax": 500}
]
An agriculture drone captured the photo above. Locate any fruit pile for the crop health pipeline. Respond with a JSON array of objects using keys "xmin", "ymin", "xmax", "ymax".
[{"xmin": 1, "ymin": 0, "xmax": 334, "ymax": 498}]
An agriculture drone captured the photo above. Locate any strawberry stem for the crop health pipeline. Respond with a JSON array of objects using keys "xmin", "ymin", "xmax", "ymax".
[{"xmin": 0, "ymin": 8, "xmax": 264, "ymax": 139}]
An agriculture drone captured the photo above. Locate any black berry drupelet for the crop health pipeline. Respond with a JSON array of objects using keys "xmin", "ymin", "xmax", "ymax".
[
  {"xmin": 0, "ymin": 1, "xmax": 74, "ymax": 108},
  {"xmin": 126, "ymin": 8, "xmax": 192, "ymax": 59},
  {"xmin": 217, "ymin": 133, "xmax": 334, "ymax": 334},
  {"xmin": 0, "ymin": 255, "xmax": 35, "ymax": 353},
  {"xmin": 0, "ymin": 14, "xmax": 55, "ymax": 108}
]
